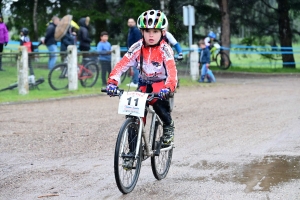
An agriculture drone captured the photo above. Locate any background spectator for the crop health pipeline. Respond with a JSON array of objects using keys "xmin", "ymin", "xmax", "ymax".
[
  {"xmin": 78, "ymin": 16, "xmax": 92, "ymax": 64},
  {"xmin": 126, "ymin": 18, "xmax": 142, "ymax": 87},
  {"xmin": 60, "ymin": 27, "xmax": 75, "ymax": 62},
  {"xmin": 97, "ymin": 31, "xmax": 112, "ymax": 87},
  {"xmin": 43, "ymin": 16, "xmax": 60, "ymax": 70},
  {"xmin": 19, "ymin": 27, "xmax": 35, "ymax": 83},
  {"xmin": 0, "ymin": 13, "xmax": 9, "ymax": 71}
]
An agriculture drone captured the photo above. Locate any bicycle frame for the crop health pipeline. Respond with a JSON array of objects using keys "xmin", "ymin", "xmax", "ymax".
[
  {"xmin": 123, "ymin": 100, "xmax": 173, "ymax": 161},
  {"xmin": 78, "ymin": 64, "xmax": 93, "ymax": 80}
]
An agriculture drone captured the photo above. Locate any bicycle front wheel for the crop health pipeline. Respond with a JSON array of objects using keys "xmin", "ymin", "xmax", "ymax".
[
  {"xmin": 151, "ymin": 121, "xmax": 173, "ymax": 180},
  {"xmin": 216, "ymin": 52, "xmax": 231, "ymax": 70},
  {"xmin": 114, "ymin": 117, "xmax": 142, "ymax": 194},
  {"xmin": 80, "ymin": 62, "xmax": 99, "ymax": 87},
  {"xmin": 48, "ymin": 63, "xmax": 68, "ymax": 90}
]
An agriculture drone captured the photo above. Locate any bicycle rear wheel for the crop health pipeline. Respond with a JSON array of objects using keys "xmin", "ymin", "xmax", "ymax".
[
  {"xmin": 151, "ymin": 120, "xmax": 173, "ymax": 180},
  {"xmin": 216, "ymin": 51, "xmax": 231, "ymax": 70},
  {"xmin": 48, "ymin": 63, "xmax": 68, "ymax": 90},
  {"xmin": 114, "ymin": 118, "xmax": 142, "ymax": 194},
  {"xmin": 80, "ymin": 62, "xmax": 99, "ymax": 87}
]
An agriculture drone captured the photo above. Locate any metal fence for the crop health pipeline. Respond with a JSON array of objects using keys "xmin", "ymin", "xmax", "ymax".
[{"xmin": 2, "ymin": 40, "xmax": 300, "ymax": 70}]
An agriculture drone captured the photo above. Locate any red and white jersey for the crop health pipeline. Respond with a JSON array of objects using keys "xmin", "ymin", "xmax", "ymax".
[{"xmin": 108, "ymin": 39, "xmax": 178, "ymax": 92}]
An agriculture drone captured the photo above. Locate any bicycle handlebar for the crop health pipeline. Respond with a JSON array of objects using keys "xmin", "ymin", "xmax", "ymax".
[{"xmin": 101, "ymin": 88, "xmax": 173, "ymax": 100}]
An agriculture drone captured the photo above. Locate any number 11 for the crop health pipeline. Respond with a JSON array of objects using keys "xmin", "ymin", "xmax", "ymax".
[{"xmin": 127, "ymin": 97, "xmax": 139, "ymax": 106}]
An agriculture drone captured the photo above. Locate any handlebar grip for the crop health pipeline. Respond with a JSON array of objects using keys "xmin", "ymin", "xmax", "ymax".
[{"xmin": 101, "ymin": 88, "xmax": 107, "ymax": 93}]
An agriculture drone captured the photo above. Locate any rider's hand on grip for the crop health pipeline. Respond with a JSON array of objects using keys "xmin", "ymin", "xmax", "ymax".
[
  {"xmin": 159, "ymin": 88, "xmax": 170, "ymax": 100},
  {"xmin": 177, "ymin": 53, "xmax": 183, "ymax": 61},
  {"xmin": 106, "ymin": 84, "xmax": 117, "ymax": 96}
]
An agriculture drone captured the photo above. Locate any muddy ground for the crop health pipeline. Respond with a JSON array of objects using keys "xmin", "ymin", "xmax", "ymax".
[{"xmin": 0, "ymin": 73, "xmax": 300, "ymax": 200}]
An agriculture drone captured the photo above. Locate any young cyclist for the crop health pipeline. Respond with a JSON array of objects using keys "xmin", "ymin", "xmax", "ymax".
[
  {"xmin": 106, "ymin": 10, "xmax": 177, "ymax": 144},
  {"xmin": 204, "ymin": 31, "xmax": 216, "ymax": 50}
]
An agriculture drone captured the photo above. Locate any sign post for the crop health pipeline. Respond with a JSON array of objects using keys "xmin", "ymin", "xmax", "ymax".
[
  {"xmin": 183, "ymin": 5, "xmax": 198, "ymax": 81},
  {"xmin": 183, "ymin": 5, "xmax": 195, "ymax": 48}
]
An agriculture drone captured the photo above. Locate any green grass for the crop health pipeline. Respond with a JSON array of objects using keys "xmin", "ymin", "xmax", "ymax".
[
  {"xmin": 1, "ymin": 62, "xmax": 299, "ymax": 104},
  {"xmin": 0, "ymin": 65, "xmax": 108, "ymax": 104}
]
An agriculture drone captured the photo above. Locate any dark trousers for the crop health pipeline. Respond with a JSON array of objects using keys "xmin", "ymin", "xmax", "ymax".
[
  {"xmin": 0, "ymin": 43, "xmax": 3, "ymax": 69},
  {"xmin": 100, "ymin": 60, "xmax": 111, "ymax": 85}
]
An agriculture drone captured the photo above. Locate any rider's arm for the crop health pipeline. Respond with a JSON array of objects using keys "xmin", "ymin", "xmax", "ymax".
[
  {"xmin": 107, "ymin": 41, "xmax": 142, "ymax": 85},
  {"xmin": 166, "ymin": 31, "xmax": 182, "ymax": 56},
  {"xmin": 173, "ymin": 43, "xmax": 182, "ymax": 55},
  {"xmin": 204, "ymin": 37, "xmax": 210, "ymax": 48},
  {"xmin": 162, "ymin": 43, "xmax": 177, "ymax": 92}
]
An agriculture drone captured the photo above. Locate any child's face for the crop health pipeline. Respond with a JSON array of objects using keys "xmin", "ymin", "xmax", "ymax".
[
  {"xmin": 200, "ymin": 43, "xmax": 205, "ymax": 48},
  {"xmin": 101, "ymin": 35, "xmax": 108, "ymax": 42},
  {"xmin": 142, "ymin": 29, "xmax": 164, "ymax": 46}
]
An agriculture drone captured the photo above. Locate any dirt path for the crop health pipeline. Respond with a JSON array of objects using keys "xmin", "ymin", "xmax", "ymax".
[{"xmin": 1, "ymin": 74, "xmax": 300, "ymax": 200}]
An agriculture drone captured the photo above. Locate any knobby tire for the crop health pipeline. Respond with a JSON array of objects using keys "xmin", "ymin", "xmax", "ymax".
[
  {"xmin": 216, "ymin": 51, "xmax": 231, "ymax": 70},
  {"xmin": 151, "ymin": 121, "xmax": 173, "ymax": 180},
  {"xmin": 114, "ymin": 118, "xmax": 142, "ymax": 194},
  {"xmin": 48, "ymin": 63, "xmax": 68, "ymax": 90}
]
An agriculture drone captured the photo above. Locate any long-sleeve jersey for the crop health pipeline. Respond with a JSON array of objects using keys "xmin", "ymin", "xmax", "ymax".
[{"xmin": 108, "ymin": 39, "xmax": 178, "ymax": 92}]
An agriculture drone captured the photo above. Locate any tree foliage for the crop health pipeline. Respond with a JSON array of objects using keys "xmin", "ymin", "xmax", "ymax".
[{"xmin": 4, "ymin": 0, "xmax": 300, "ymax": 68}]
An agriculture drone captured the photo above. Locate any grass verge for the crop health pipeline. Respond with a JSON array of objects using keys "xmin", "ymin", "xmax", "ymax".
[{"xmin": 1, "ymin": 64, "xmax": 299, "ymax": 104}]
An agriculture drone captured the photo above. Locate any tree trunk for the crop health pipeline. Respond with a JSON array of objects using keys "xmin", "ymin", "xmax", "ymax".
[
  {"xmin": 217, "ymin": 0, "xmax": 231, "ymax": 58},
  {"xmin": 277, "ymin": 0, "xmax": 295, "ymax": 68},
  {"xmin": 33, "ymin": 0, "xmax": 38, "ymax": 41}
]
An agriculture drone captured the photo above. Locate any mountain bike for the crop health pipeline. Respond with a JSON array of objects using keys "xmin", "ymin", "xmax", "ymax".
[
  {"xmin": 210, "ymin": 42, "xmax": 231, "ymax": 70},
  {"xmin": 101, "ymin": 88, "xmax": 174, "ymax": 194},
  {"xmin": 48, "ymin": 57, "xmax": 99, "ymax": 90}
]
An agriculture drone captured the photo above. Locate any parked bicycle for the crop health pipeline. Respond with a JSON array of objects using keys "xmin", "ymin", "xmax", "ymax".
[
  {"xmin": 0, "ymin": 77, "xmax": 45, "ymax": 92},
  {"xmin": 48, "ymin": 57, "xmax": 99, "ymax": 90},
  {"xmin": 210, "ymin": 42, "xmax": 231, "ymax": 70},
  {"xmin": 101, "ymin": 88, "xmax": 174, "ymax": 194}
]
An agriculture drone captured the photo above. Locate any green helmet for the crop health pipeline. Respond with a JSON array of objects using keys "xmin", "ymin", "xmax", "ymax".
[{"xmin": 137, "ymin": 10, "xmax": 168, "ymax": 30}]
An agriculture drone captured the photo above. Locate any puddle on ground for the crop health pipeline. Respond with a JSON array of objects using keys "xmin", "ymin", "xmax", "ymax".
[{"xmin": 234, "ymin": 155, "xmax": 300, "ymax": 192}]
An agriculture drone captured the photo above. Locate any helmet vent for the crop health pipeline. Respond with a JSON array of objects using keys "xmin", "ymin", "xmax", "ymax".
[
  {"xmin": 148, "ymin": 18, "xmax": 153, "ymax": 26},
  {"xmin": 150, "ymin": 10, "xmax": 155, "ymax": 15}
]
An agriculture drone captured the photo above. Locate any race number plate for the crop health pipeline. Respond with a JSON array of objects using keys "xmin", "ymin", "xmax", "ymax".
[{"xmin": 118, "ymin": 91, "xmax": 148, "ymax": 117}]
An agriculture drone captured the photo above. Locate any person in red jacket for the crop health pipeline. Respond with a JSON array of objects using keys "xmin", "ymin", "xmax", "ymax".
[{"xmin": 106, "ymin": 10, "xmax": 177, "ymax": 144}]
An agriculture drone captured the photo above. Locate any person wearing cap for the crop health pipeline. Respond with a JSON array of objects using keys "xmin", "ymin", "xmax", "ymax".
[{"xmin": 0, "ymin": 14, "xmax": 9, "ymax": 71}]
